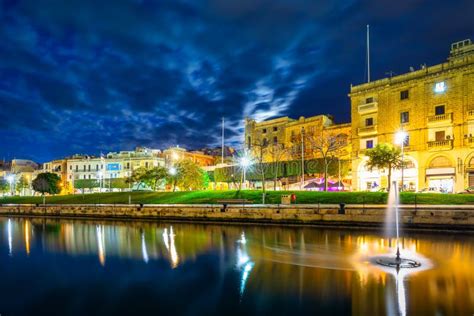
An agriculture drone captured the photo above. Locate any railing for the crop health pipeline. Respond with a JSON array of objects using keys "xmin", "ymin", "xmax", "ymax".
[
  {"xmin": 358, "ymin": 125, "xmax": 377, "ymax": 135},
  {"xmin": 427, "ymin": 113, "xmax": 453, "ymax": 123},
  {"xmin": 358, "ymin": 101, "xmax": 378, "ymax": 113},
  {"xmin": 427, "ymin": 139, "xmax": 453, "ymax": 148},
  {"xmin": 467, "ymin": 110, "xmax": 474, "ymax": 119}
]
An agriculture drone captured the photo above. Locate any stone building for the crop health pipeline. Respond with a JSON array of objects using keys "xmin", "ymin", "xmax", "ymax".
[
  {"xmin": 163, "ymin": 146, "xmax": 215, "ymax": 167},
  {"xmin": 350, "ymin": 39, "xmax": 474, "ymax": 192},
  {"xmin": 42, "ymin": 147, "xmax": 165, "ymax": 192},
  {"xmin": 244, "ymin": 115, "xmax": 351, "ymax": 162}
]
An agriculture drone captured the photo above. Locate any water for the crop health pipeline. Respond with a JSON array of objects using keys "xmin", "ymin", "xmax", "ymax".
[{"xmin": 0, "ymin": 217, "xmax": 473, "ymax": 316}]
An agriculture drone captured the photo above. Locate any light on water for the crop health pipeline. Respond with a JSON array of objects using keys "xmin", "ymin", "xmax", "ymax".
[{"xmin": 0, "ymin": 217, "xmax": 472, "ymax": 315}]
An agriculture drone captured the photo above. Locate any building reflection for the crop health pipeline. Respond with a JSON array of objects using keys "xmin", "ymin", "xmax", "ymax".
[{"xmin": 0, "ymin": 218, "xmax": 473, "ymax": 315}]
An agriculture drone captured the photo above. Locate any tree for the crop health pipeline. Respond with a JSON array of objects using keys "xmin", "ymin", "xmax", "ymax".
[
  {"xmin": 129, "ymin": 166, "xmax": 168, "ymax": 191},
  {"xmin": 306, "ymin": 130, "xmax": 348, "ymax": 191},
  {"xmin": 16, "ymin": 175, "xmax": 30, "ymax": 196},
  {"xmin": 0, "ymin": 179, "xmax": 9, "ymax": 196},
  {"xmin": 172, "ymin": 159, "xmax": 207, "ymax": 191},
  {"xmin": 366, "ymin": 143, "xmax": 402, "ymax": 191},
  {"xmin": 32, "ymin": 173, "xmax": 61, "ymax": 203},
  {"xmin": 74, "ymin": 179, "xmax": 99, "ymax": 193},
  {"xmin": 265, "ymin": 143, "xmax": 288, "ymax": 190}
]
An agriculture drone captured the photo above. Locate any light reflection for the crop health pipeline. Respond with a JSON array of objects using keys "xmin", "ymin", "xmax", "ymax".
[
  {"xmin": 0, "ymin": 218, "xmax": 473, "ymax": 315},
  {"xmin": 169, "ymin": 226, "xmax": 179, "ymax": 268},
  {"xmin": 24, "ymin": 220, "xmax": 30, "ymax": 255},
  {"xmin": 96, "ymin": 225, "xmax": 106, "ymax": 266},
  {"xmin": 7, "ymin": 218, "xmax": 12, "ymax": 256},
  {"xmin": 236, "ymin": 232, "xmax": 254, "ymax": 298},
  {"xmin": 141, "ymin": 231, "xmax": 149, "ymax": 263}
]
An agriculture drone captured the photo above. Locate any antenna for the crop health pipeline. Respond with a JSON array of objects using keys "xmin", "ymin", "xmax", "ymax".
[
  {"xmin": 221, "ymin": 117, "xmax": 225, "ymax": 164},
  {"xmin": 367, "ymin": 24, "xmax": 370, "ymax": 83}
]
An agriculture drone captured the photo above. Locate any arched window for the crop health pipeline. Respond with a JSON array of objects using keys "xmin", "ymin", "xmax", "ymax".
[{"xmin": 429, "ymin": 156, "xmax": 452, "ymax": 168}]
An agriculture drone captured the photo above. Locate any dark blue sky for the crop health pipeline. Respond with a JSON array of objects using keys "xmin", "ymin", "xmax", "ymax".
[{"xmin": 0, "ymin": 0, "xmax": 472, "ymax": 162}]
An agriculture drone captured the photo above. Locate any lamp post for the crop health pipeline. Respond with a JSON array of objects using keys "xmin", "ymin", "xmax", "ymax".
[
  {"xmin": 395, "ymin": 130, "xmax": 408, "ymax": 192},
  {"xmin": 169, "ymin": 167, "xmax": 177, "ymax": 192}
]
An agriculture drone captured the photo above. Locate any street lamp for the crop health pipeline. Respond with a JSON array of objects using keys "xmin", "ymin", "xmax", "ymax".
[
  {"xmin": 239, "ymin": 154, "xmax": 252, "ymax": 189},
  {"xmin": 395, "ymin": 130, "xmax": 408, "ymax": 192},
  {"xmin": 169, "ymin": 167, "xmax": 177, "ymax": 176}
]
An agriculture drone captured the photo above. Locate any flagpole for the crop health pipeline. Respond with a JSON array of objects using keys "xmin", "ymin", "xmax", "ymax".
[
  {"xmin": 221, "ymin": 117, "xmax": 225, "ymax": 164},
  {"xmin": 367, "ymin": 24, "xmax": 370, "ymax": 83}
]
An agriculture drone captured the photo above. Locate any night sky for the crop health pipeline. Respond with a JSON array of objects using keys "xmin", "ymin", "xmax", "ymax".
[{"xmin": 0, "ymin": 0, "xmax": 472, "ymax": 162}]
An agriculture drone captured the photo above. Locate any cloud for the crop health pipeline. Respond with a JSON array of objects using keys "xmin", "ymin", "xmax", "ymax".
[{"xmin": 0, "ymin": 0, "xmax": 471, "ymax": 161}]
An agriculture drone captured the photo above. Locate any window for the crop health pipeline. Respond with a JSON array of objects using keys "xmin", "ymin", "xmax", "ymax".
[
  {"xmin": 435, "ymin": 131, "xmax": 445, "ymax": 141},
  {"xmin": 366, "ymin": 97, "xmax": 374, "ymax": 103},
  {"xmin": 366, "ymin": 140, "xmax": 374, "ymax": 149},
  {"xmin": 400, "ymin": 111, "xmax": 409, "ymax": 124},
  {"xmin": 88, "ymin": 165, "xmax": 91, "ymax": 171},
  {"xmin": 403, "ymin": 135, "xmax": 410, "ymax": 146},
  {"xmin": 96, "ymin": 164, "xmax": 99, "ymax": 171},
  {"xmin": 75, "ymin": 165, "xmax": 78, "ymax": 172},
  {"xmin": 247, "ymin": 136, "xmax": 251, "ymax": 149},
  {"xmin": 262, "ymin": 138, "xmax": 268, "ymax": 146},
  {"xmin": 145, "ymin": 162, "xmax": 149, "ymax": 168},
  {"xmin": 365, "ymin": 117, "xmax": 374, "ymax": 126},
  {"xmin": 400, "ymin": 90, "xmax": 409, "ymax": 100},
  {"xmin": 88, "ymin": 174, "xmax": 91, "ymax": 179},
  {"xmin": 262, "ymin": 128, "xmax": 267, "ymax": 134},
  {"xmin": 83, "ymin": 165, "xmax": 86, "ymax": 171},
  {"xmin": 435, "ymin": 105, "xmax": 445, "ymax": 115},
  {"xmin": 273, "ymin": 136, "xmax": 278, "ymax": 144},
  {"xmin": 127, "ymin": 162, "xmax": 130, "ymax": 169},
  {"xmin": 69, "ymin": 165, "xmax": 72, "ymax": 170},
  {"xmin": 273, "ymin": 126, "xmax": 278, "ymax": 132},
  {"xmin": 83, "ymin": 175, "xmax": 86, "ymax": 179}
]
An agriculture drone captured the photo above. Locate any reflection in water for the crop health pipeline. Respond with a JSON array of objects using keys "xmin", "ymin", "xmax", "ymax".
[
  {"xmin": 96, "ymin": 225, "xmax": 106, "ymax": 266},
  {"xmin": 7, "ymin": 218, "xmax": 12, "ymax": 256},
  {"xmin": 236, "ymin": 232, "xmax": 254, "ymax": 297},
  {"xmin": 141, "ymin": 230, "xmax": 149, "ymax": 264},
  {"xmin": 0, "ymin": 217, "xmax": 473, "ymax": 315}
]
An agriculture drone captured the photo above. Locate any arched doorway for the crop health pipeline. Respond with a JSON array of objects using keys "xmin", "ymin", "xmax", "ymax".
[
  {"xmin": 465, "ymin": 155, "xmax": 474, "ymax": 187},
  {"xmin": 425, "ymin": 155, "xmax": 455, "ymax": 193}
]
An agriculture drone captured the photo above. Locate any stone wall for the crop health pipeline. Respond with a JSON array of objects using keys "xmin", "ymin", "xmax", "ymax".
[{"xmin": 0, "ymin": 204, "xmax": 473, "ymax": 230}]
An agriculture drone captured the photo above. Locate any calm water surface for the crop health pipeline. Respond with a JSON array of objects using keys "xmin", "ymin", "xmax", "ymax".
[{"xmin": 0, "ymin": 217, "xmax": 473, "ymax": 316}]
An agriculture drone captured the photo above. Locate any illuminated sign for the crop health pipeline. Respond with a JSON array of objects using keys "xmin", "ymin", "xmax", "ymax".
[
  {"xmin": 434, "ymin": 81, "xmax": 446, "ymax": 93},
  {"xmin": 106, "ymin": 163, "xmax": 121, "ymax": 171}
]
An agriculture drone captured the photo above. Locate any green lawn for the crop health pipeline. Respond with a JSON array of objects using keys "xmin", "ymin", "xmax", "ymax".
[{"xmin": 1, "ymin": 190, "xmax": 474, "ymax": 205}]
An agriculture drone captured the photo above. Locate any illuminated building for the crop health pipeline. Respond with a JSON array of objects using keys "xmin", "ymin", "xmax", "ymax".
[
  {"xmin": 163, "ymin": 146, "xmax": 216, "ymax": 167},
  {"xmin": 350, "ymin": 39, "xmax": 474, "ymax": 192}
]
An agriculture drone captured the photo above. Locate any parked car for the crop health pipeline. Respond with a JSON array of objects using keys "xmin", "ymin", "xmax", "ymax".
[{"xmin": 418, "ymin": 187, "xmax": 444, "ymax": 194}]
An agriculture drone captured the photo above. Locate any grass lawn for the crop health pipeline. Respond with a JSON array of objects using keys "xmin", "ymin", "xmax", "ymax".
[{"xmin": 1, "ymin": 190, "xmax": 474, "ymax": 205}]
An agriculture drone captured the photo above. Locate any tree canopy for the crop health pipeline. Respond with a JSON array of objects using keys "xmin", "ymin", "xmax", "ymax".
[
  {"xmin": 32, "ymin": 172, "xmax": 61, "ymax": 195},
  {"xmin": 366, "ymin": 143, "xmax": 402, "ymax": 191},
  {"xmin": 172, "ymin": 159, "xmax": 207, "ymax": 191}
]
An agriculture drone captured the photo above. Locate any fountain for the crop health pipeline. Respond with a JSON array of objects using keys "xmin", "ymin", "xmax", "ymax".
[{"xmin": 375, "ymin": 181, "xmax": 421, "ymax": 269}]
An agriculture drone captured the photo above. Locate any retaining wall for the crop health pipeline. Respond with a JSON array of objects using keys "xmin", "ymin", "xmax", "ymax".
[{"xmin": 0, "ymin": 203, "xmax": 473, "ymax": 230}]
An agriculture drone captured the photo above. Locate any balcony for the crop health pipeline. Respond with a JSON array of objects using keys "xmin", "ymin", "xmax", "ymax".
[
  {"xmin": 358, "ymin": 125, "xmax": 377, "ymax": 136},
  {"xmin": 467, "ymin": 110, "xmax": 474, "ymax": 120},
  {"xmin": 466, "ymin": 137, "xmax": 474, "ymax": 147},
  {"xmin": 427, "ymin": 139, "xmax": 453, "ymax": 151},
  {"xmin": 427, "ymin": 113, "xmax": 453, "ymax": 125},
  {"xmin": 358, "ymin": 101, "xmax": 378, "ymax": 114}
]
